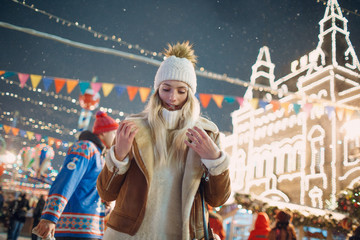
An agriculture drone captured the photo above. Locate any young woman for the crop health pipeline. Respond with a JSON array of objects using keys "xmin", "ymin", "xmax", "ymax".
[{"xmin": 97, "ymin": 41, "xmax": 231, "ymax": 240}]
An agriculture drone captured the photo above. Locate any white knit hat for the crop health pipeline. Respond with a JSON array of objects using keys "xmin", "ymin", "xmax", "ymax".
[{"xmin": 154, "ymin": 56, "xmax": 197, "ymax": 93}]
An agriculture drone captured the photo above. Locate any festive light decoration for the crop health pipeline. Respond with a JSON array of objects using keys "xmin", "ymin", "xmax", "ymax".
[
  {"xmin": 7, "ymin": 0, "xmax": 360, "ymax": 93},
  {"xmin": 19, "ymin": 146, "xmax": 35, "ymax": 169},
  {"xmin": 33, "ymin": 143, "xmax": 55, "ymax": 176},
  {"xmin": 336, "ymin": 183, "xmax": 360, "ymax": 225},
  {"xmin": 225, "ymin": 0, "xmax": 360, "ymax": 214},
  {"xmin": 1, "ymin": 111, "xmax": 73, "ymax": 135},
  {"xmin": 0, "ymin": 124, "xmax": 71, "ymax": 154},
  {"xmin": 3, "ymin": 70, "xmax": 360, "ymax": 116},
  {"xmin": 78, "ymin": 88, "xmax": 100, "ymax": 131},
  {"xmin": 10, "ymin": 0, "xmax": 163, "ymax": 59},
  {"xmin": 316, "ymin": 0, "xmax": 360, "ymax": 17},
  {"xmin": 234, "ymin": 193, "xmax": 350, "ymax": 236}
]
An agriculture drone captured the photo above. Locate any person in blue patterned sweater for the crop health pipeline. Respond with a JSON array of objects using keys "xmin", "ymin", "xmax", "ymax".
[{"xmin": 33, "ymin": 111, "xmax": 118, "ymax": 240}]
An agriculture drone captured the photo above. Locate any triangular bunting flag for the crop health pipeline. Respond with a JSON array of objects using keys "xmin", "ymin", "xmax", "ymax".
[
  {"xmin": 27, "ymin": 131, "xmax": 34, "ymax": 140},
  {"xmin": 199, "ymin": 94, "xmax": 212, "ymax": 108},
  {"xmin": 281, "ymin": 102, "xmax": 290, "ymax": 116},
  {"xmin": 0, "ymin": 71, "xmax": 5, "ymax": 76},
  {"xmin": 325, "ymin": 106, "xmax": 335, "ymax": 120},
  {"xmin": 18, "ymin": 73, "xmax": 29, "ymax": 88},
  {"xmin": 127, "ymin": 86, "xmax": 139, "ymax": 101},
  {"xmin": 293, "ymin": 103, "xmax": 301, "ymax": 115},
  {"xmin": 102, "ymin": 83, "xmax": 115, "ymax": 97},
  {"xmin": 115, "ymin": 85, "xmax": 126, "ymax": 97},
  {"xmin": 212, "ymin": 94, "xmax": 224, "ymax": 108},
  {"xmin": 35, "ymin": 133, "xmax": 42, "ymax": 142},
  {"xmin": 91, "ymin": 82, "xmax": 102, "ymax": 94},
  {"xmin": 313, "ymin": 103, "xmax": 323, "ymax": 119},
  {"xmin": 236, "ymin": 97, "xmax": 244, "ymax": 107},
  {"xmin": 19, "ymin": 130, "xmax": 27, "ymax": 137},
  {"xmin": 258, "ymin": 100, "xmax": 269, "ymax": 109},
  {"xmin": 54, "ymin": 78, "xmax": 66, "ymax": 93},
  {"xmin": 66, "ymin": 79, "xmax": 78, "ymax": 94},
  {"xmin": 303, "ymin": 103, "xmax": 313, "ymax": 118},
  {"xmin": 30, "ymin": 74, "xmax": 42, "ymax": 89},
  {"xmin": 42, "ymin": 77, "xmax": 53, "ymax": 91},
  {"xmin": 3, "ymin": 72, "xmax": 15, "ymax": 78},
  {"xmin": 270, "ymin": 100, "xmax": 280, "ymax": 112},
  {"xmin": 79, "ymin": 81, "xmax": 90, "ymax": 94},
  {"xmin": 139, "ymin": 87, "xmax": 151, "ymax": 103},
  {"xmin": 336, "ymin": 107, "xmax": 345, "ymax": 121},
  {"xmin": 11, "ymin": 127, "xmax": 20, "ymax": 136},
  {"xmin": 249, "ymin": 98, "xmax": 259, "ymax": 110},
  {"xmin": 224, "ymin": 96, "xmax": 235, "ymax": 104},
  {"xmin": 3, "ymin": 125, "xmax": 11, "ymax": 134}
]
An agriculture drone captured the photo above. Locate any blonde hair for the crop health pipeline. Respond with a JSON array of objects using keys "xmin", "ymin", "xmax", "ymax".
[
  {"xmin": 140, "ymin": 87, "xmax": 200, "ymax": 167},
  {"xmin": 131, "ymin": 41, "xmax": 200, "ymax": 167}
]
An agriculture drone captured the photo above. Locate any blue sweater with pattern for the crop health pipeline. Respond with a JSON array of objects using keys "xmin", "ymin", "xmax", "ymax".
[{"xmin": 41, "ymin": 140, "xmax": 106, "ymax": 239}]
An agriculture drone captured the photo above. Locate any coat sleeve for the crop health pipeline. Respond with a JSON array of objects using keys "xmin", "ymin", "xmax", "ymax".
[
  {"xmin": 96, "ymin": 156, "xmax": 128, "ymax": 202},
  {"xmin": 203, "ymin": 130, "xmax": 231, "ymax": 207},
  {"xmin": 40, "ymin": 141, "xmax": 93, "ymax": 223}
]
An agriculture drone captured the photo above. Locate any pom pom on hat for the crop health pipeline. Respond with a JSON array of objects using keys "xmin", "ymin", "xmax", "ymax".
[
  {"xmin": 92, "ymin": 111, "xmax": 119, "ymax": 135},
  {"xmin": 154, "ymin": 41, "xmax": 197, "ymax": 93},
  {"xmin": 154, "ymin": 56, "xmax": 197, "ymax": 93}
]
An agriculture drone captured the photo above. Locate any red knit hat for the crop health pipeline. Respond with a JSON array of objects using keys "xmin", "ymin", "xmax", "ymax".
[{"xmin": 92, "ymin": 111, "xmax": 119, "ymax": 134}]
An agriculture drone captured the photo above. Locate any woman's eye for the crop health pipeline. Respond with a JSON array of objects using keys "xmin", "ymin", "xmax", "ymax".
[{"xmin": 162, "ymin": 88, "xmax": 170, "ymax": 92}]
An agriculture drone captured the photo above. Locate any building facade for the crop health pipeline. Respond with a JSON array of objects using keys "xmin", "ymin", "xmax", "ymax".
[{"xmin": 225, "ymin": 0, "xmax": 360, "ymax": 210}]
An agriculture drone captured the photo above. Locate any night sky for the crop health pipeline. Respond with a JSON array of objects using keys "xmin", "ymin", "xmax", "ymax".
[{"xmin": 1, "ymin": 0, "xmax": 360, "ymax": 170}]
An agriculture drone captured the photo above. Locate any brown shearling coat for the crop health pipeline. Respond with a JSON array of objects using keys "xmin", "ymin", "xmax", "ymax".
[{"xmin": 97, "ymin": 116, "xmax": 231, "ymax": 240}]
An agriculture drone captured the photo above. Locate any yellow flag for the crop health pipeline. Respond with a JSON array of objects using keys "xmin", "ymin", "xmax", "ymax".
[
  {"xmin": 212, "ymin": 94, "xmax": 224, "ymax": 108},
  {"xmin": 139, "ymin": 87, "xmax": 151, "ymax": 102},
  {"xmin": 27, "ymin": 131, "xmax": 34, "ymax": 140},
  {"xmin": 102, "ymin": 83, "xmax": 114, "ymax": 97},
  {"xmin": 30, "ymin": 75, "xmax": 42, "ymax": 89}
]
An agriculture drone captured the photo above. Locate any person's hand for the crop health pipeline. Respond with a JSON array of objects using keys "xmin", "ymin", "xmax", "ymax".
[
  {"xmin": 184, "ymin": 126, "xmax": 221, "ymax": 160},
  {"xmin": 32, "ymin": 219, "xmax": 55, "ymax": 238},
  {"xmin": 114, "ymin": 120, "xmax": 139, "ymax": 161}
]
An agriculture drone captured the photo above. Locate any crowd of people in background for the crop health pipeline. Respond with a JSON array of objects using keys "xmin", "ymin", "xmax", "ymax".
[{"xmin": 0, "ymin": 190, "xmax": 45, "ymax": 240}]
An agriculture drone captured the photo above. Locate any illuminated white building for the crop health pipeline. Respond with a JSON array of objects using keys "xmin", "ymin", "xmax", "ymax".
[{"xmin": 225, "ymin": 0, "xmax": 360, "ymax": 209}]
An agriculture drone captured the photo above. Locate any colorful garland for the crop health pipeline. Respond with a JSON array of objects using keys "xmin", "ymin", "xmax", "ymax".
[{"xmin": 234, "ymin": 193, "xmax": 351, "ymax": 236}]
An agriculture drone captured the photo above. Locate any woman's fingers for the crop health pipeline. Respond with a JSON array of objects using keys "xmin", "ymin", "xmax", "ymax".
[{"xmin": 185, "ymin": 126, "xmax": 220, "ymax": 159}]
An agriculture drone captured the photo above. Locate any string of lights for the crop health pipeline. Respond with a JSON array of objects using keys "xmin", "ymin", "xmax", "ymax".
[
  {"xmin": 316, "ymin": 0, "xmax": 360, "ymax": 17},
  {"xmin": 10, "ymin": 0, "xmax": 163, "ymax": 59},
  {"xmin": 0, "ymin": 111, "xmax": 73, "ymax": 135},
  {"xmin": 0, "ymin": 90, "xmax": 80, "ymax": 116},
  {"xmin": 2, "ymin": 133, "xmax": 68, "ymax": 157},
  {"xmin": 1, "ymin": 0, "xmax": 358, "ymax": 103},
  {"xmin": 1, "ymin": 77, "xmax": 130, "ymax": 119}
]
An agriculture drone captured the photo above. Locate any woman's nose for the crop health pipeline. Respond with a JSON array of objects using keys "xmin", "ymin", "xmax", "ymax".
[{"xmin": 169, "ymin": 92, "xmax": 176, "ymax": 101}]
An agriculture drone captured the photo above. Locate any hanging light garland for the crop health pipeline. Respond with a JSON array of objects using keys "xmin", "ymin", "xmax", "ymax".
[
  {"xmin": 10, "ymin": 0, "xmax": 163, "ymax": 59},
  {"xmin": 0, "ymin": 111, "xmax": 73, "ymax": 135},
  {"xmin": 316, "ymin": 0, "xmax": 360, "ymax": 17},
  {"xmin": 1, "ymin": 77, "xmax": 131, "ymax": 120}
]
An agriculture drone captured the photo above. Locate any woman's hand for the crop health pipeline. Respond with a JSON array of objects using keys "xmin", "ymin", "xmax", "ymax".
[
  {"xmin": 184, "ymin": 126, "xmax": 221, "ymax": 160},
  {"xmin": 114, "ymin": 120, "xmax": 139, "ymax": 161}
]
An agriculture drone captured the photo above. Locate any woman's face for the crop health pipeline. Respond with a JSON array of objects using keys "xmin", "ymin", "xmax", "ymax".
[{"xmin": 158, "ymin": 80, "xmax": 189, "ymax": 111}]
